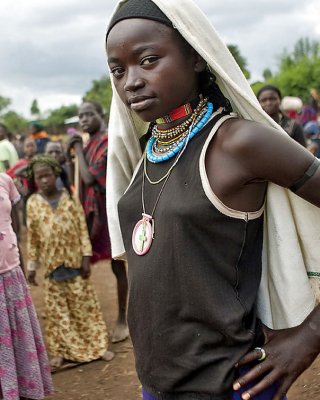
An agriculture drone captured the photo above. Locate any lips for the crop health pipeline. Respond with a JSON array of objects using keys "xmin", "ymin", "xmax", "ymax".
[{"xmin": 129, "ymin": 96, "xmax": 155, "ymax": 112}]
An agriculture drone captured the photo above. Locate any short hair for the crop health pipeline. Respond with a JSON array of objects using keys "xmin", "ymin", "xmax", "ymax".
[
  {"xmin": 257, "ymin": 85, "xmax": 282, "ymax": 101},
  {"xmin": 82, "ymin": 101, "xmax": 104, "ymax": 116}
]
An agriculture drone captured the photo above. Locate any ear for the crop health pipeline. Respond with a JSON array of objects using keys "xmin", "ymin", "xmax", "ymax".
[{"xmin": 193, "ymin": 52, "xmax": 207, "ymax": 73}]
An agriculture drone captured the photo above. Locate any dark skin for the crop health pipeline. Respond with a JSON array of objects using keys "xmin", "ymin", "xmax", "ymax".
[
  {"xmin": 45, "ymin": 142, "xmax": 65, "ymax": 165},
  {"xmin": 107, "ymin": 18, "xmax": 320, "ymax": 399},
  {"xmin": 10, "ymin": 204, "xmax": 25, "ymax": 275},
  {"xmin": 257, "ymin": 89, "xmax": 281, "ymax": 122},
  {"xmin": 66, "ymin": 103, "xmax": 129, "ymax": 342},
  {"xmin": 27, "ymin": 165, "xmax": 91, "ymax": 285}
]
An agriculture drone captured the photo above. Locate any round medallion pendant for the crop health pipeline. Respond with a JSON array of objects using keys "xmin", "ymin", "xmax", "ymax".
[{"xmin": 132, "ymin": 213, "xmax": 154, "ymax": 256}]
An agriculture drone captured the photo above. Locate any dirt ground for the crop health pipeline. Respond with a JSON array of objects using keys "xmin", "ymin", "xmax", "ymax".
[{"xmin": 27, "ymin": 260, "xmax": 319, "ymax": 400}]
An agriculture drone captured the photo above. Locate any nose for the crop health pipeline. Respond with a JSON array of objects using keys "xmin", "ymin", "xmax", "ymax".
[{"xmin": 124, "ymin": 68, "xmax": 145, "ymax": 92}]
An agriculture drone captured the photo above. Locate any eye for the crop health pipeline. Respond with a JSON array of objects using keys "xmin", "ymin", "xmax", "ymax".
[
  {"xmin": 110, "ymin": 66, "xmax": 125, "ymax": 79},
  {"xmin": 141, "ymin": 56, "xmax": 159, "ymax": 66}
]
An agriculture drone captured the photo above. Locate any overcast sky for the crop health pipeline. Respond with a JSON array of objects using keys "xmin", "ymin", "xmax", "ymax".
[{"xmin": 1, "ymin": 0, "xmax": 319, "ymax": 118}]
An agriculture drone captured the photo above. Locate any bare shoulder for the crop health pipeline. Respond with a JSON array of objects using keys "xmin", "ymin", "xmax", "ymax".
[
  {"xmin": 216, "ymin": 118, "xmax": 285, "ymax": 154},
  {"xmin": 211, "ymin": 117, "xmax": 315, "ymax": 187}
]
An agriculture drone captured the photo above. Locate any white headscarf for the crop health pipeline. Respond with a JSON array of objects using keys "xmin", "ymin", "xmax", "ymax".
[{"xmin": 106, "ymin": 0, "xmax": 320, "ymax": 328}]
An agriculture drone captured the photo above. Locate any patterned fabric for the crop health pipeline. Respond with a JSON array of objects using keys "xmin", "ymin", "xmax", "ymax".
[
  {"xmin": 81, "ymin": 131, "xmax": 111, "ymax": 263},
  {"xmin": 82, "ymin": 131, "xmax": 108, "ymax": 214},
  {"xmin": 44, "ymin": 275, "xmax": 108, "ymax": 362},
  {"xmin": 26, "ymin": 191, "xmax": 92, "ymax": 276},
  {"xmin": 6, "ymin": 158, "xmax": 29, "ymax": 195},
  {"xmin": 0, "ymin": 267, "xmax": 53, "ymax": 400}
]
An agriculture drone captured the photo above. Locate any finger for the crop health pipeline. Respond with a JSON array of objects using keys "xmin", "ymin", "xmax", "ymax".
[
  {"xmin": 273, "ymin": 380, "xmax": 291, "ymax": 400},
  {"xmin": 236, "ymin": 348, "xmax": 265, "ymax": 367},
  {"xmin": 239, "ymin": 370, "xmax": 280, "ymax": 400},
  {"xmin": 233, "ymin": 361, "xmax": 271, "ymax": 391}
]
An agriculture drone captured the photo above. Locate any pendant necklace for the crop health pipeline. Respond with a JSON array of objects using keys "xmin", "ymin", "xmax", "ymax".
[
  {"xmin": 132, "ymin": 126, "xmax": 194, "ymax": 255},
  {"xmin": 131, "ymin": 153, "xmax": 172, "ymax": 256},
  {"xmin": 131, "ymin": 100, "xmax": 214, "ymax": 256}
]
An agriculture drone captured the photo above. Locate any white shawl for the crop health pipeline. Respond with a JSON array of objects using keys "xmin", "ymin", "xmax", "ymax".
[{"xmin": 106, "ymin": 0, "xmax": 320, "ymax": 329}]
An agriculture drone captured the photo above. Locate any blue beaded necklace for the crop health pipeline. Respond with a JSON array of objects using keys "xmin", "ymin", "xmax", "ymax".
[{"xmin": 146, "ymin": 101, "xmax": 214, "ymax": 163}]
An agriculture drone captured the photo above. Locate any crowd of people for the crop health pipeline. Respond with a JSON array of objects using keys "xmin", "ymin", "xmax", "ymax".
[{"xmin": 1, "ymin": 0, "xmax": 320, "ymax": 399}]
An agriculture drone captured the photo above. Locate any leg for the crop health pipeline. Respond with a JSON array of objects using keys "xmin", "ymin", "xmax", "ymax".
[{"xmin": 111, "ymin": 259, "xmax": 129, "ymax": 343}]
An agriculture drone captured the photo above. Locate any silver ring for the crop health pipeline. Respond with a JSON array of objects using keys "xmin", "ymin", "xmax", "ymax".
[{"xmin": 254, "ymin": 347, "xmax": 267, "ymax": 361}]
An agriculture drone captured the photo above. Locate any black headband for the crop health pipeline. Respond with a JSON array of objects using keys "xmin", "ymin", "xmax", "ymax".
[{"xmin": 106, "ymin": 0, "xmax": 173, "ymax": 38}]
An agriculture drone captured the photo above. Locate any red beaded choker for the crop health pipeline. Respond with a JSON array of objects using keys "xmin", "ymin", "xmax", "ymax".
[{"xmin": 156, "ymin": 96, "xmax": 202, "ymax": 124}]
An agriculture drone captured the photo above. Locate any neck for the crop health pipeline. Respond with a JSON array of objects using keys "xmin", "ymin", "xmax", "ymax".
[
  {"xmin": 40, "ymin": 188, "xmax": 61, "ymax": 201},
  {"xmin": 271, "ymin": 112, "xmax": 282, "ymax": 124},
  {"xmin": 156, "ymin": 95, "xmax": 202, "ymax": 127}
]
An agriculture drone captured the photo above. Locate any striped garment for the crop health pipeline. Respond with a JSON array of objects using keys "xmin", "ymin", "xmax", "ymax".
[{"xmin": 81, "ymin": 131, "xmax": 111, "ymax": 263}]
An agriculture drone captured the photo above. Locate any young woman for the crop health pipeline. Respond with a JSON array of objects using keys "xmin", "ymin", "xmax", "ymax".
[
  {"xmin": 26, "ymin": 155, "xmax": 114, "ymax": 370},
  {"xmin": 0, "ymin": 172, "xmax": 53, "ymax": 400},
  {"xmin": 66, "ymin": 101, "xmax": 129, "ymax": 343},
  {"xmin": 257, "ymin": 85, "xmax": 306, "ymax": 147},
  {"xmin": 105, "ymin": 1, "xmax": 320, "ymax": 399}
]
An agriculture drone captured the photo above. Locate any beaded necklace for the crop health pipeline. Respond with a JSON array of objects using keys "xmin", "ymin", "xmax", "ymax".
[
  {"xmin": 131, "ymin": 99, "xmax": 214, "ymax": 255},
  {"xmin": 147, "ymin": 101, "xmax": 213, "ymax": 163}
]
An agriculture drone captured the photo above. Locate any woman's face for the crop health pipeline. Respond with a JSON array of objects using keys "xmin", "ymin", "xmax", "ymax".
[
  {"xmin": 33, "ymin": 164, "xmax": 57, "ymax": 196},
  {"xmin": 107, "ymin": 18, "xmax": 204, "ymax": 122},
  {"xmin": 258, "ymin": 90, "xmax": 281, "ymax": 117}
]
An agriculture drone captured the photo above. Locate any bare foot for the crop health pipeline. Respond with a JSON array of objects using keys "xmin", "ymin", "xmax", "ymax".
[
  {"xmin": 111, "ymin": 323, "xmax": 129, "ymax": 343},
  {"xmin": 101, "ymin": 350, "xmax": 115, "ymax": 362},
  {"xmin": 50, "ymin": 356, "xmax": 64, "ymax": 370}
]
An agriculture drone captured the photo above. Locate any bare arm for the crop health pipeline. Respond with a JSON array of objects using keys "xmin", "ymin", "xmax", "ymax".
[
  {"xmin": 66, "ymin": 136, "xmax": 95, "ymax": 186},
  {"xmin": 221, "ymin": 120, "xmax": 320, "ymax": 399},
  {"xmin": 11, "ymin": 204, "xmax": 25, "ymax": 274}
]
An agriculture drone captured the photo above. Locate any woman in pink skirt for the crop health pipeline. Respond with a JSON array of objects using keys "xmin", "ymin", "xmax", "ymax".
[{"xmin": 0, "ymin": 172, "xmax": 53, "ymax": 400}]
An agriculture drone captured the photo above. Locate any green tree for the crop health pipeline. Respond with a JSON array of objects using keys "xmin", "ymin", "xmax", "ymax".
[
  {"xmin": 2, "ymin": 111, "xmax": 28, "ymax": 134},
  {"xmin": 227, "ymin": 44, "xmax": 251, "ymax": 79},
  {"xmin": 83, "ymin": 75, "xmax": 113, "ymax": 116},
  {"xmin": 255, "ymin": 37, "xmax": 320, "ymax": 101},
  {"xmin": 30, "ymin": 99, "xmax": 40, "ymax": 117},
  {"xmin": 0, "ymin": 95, "xmax": 11, "ymax": 115},
  {"xmin": 44, "ymin": 104, "xmax": 79, "ymax": 132}
]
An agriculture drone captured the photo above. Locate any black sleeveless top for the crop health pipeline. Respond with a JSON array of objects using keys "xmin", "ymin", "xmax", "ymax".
[{"xmin": 118, "ymin": 113, "xmax": 264, "ymax": 399}]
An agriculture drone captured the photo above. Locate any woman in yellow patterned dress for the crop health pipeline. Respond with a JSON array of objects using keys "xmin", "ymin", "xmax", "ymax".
[{"xmin": 26, "ymin": 155, "xmax": 114, "ymax": 370}]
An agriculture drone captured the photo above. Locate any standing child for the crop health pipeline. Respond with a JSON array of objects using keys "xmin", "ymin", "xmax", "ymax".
[
  {"xmin": 0, "ymin": 172, "xmax": 53, "ymax": 400},
  {"xmin": 67, "ymin": 101, "xmax": 129, "ymax": 343},
  {"xmin": 26, "ymin": 155, "xmax": 114, "ymax": 370}
]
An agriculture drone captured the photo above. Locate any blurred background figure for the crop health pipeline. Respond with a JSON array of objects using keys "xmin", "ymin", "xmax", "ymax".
[
  {"xmin": 29, "ymin": 122, "xmax": 50, "ymax": 154},
  {"xmin": 6, "ymin": 138, "xmax": 37, "ymax": 200},
  {"xmin": 309, "ymin": 88, "xmax": 320, "ymax": 114},
  {"xmin": 0, "ymin": 172, "xmax": 53, "ymax": 399},
  {"xmin": 67, "ymin": 101, "xmax": 129, "ymax": 343},
  {"xmin": 45, "ymin": 141, "xmax": 69, "ymax": 190},
  {"xmin": 303, "ymin": 120, "xmax": 320, "ymax": 157},
  {"xmin": 280, "ymin": 96, "xmax": 303, "ymax": 121},
  {"xmin": 257, "ymin": 85, "xmax": 306, "ymax": 147},
  {"xmin": 0, "ymin": 123, "xmax": 19, "ymax": 172}
]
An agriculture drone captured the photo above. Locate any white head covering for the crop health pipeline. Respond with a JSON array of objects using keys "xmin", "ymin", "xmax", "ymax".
[{"xmin": 106, "ymin": 0, "xmax": 320, "ymax": 328}]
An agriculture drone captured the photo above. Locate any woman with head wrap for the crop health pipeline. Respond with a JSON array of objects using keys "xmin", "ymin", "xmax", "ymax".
[
  {"xmin": 26, "ymin": 155, "xmax": 114, "ymax": 370},
  {"xmin": 106, "ymin": 1, "xmax": 320, "ymax": 399}
]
